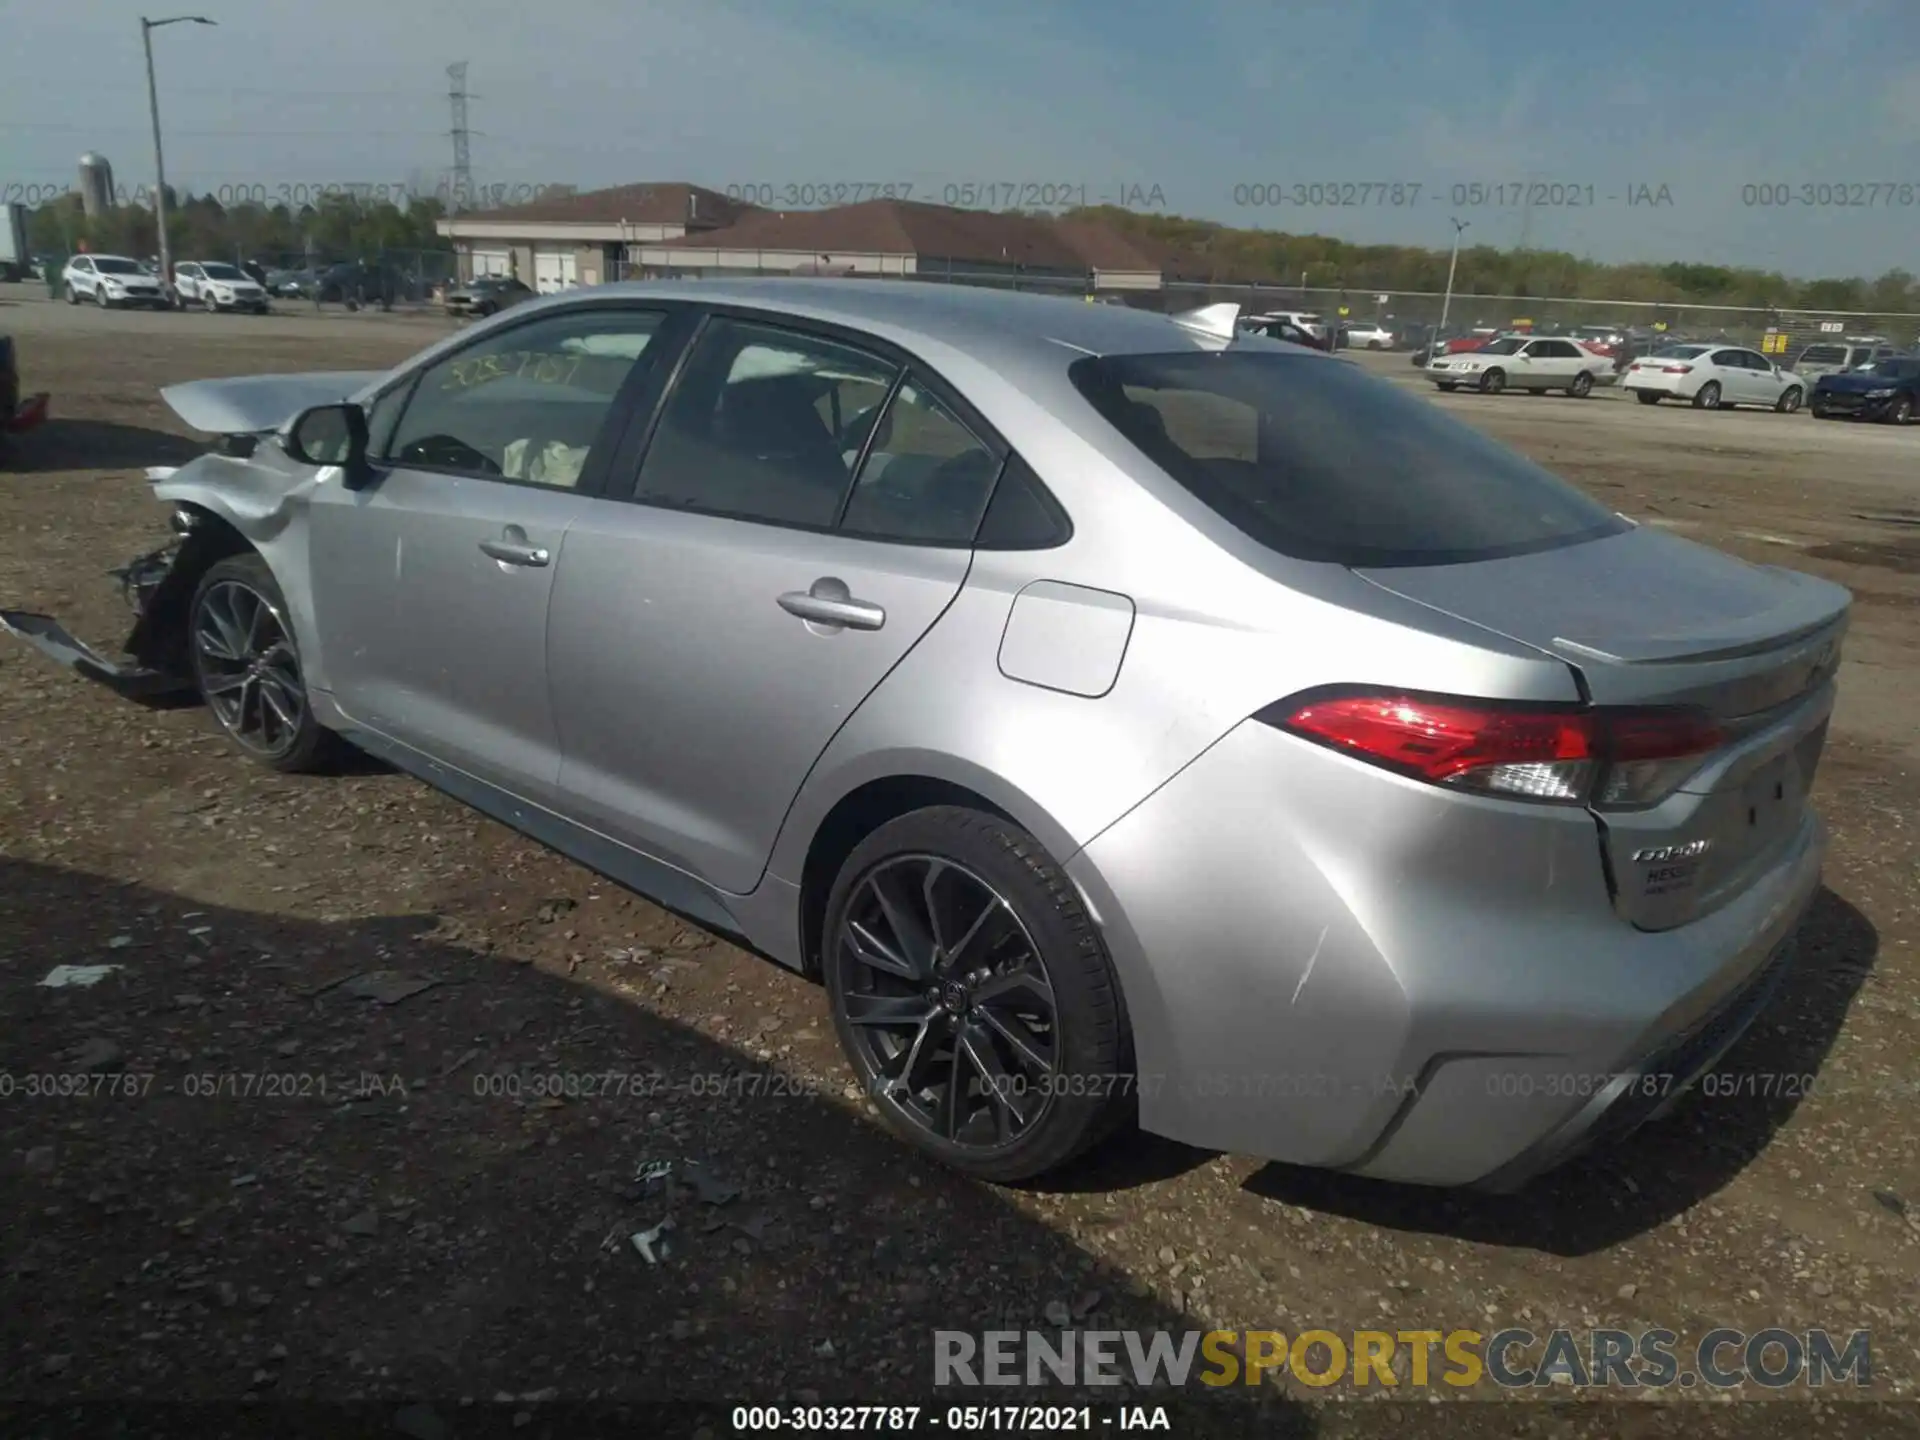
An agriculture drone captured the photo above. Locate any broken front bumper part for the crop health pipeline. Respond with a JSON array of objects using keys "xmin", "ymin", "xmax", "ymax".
[
  {"xmin": 0, "ymin": 611, "xmax": 187, "ymax": 698},
  {"xmin": 0, "ymin": 539, "xmax": 196, "ymax": 700}
]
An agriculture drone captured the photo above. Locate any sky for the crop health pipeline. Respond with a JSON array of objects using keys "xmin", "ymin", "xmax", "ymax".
[{"xmin": 3, "ymin": 0, "xmax": 1918, "ymax": 278}]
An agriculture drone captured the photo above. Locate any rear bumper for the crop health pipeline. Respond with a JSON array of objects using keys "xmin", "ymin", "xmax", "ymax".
[{"xmin": 1068, "ymin": 718, "xmax": 1828, "ymax": 1188}]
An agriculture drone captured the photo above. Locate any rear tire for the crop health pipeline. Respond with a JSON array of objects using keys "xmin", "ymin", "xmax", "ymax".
[
  {"xmin": 1480, "ymin": 368, "xmax": 1506, "ymax": 395},
  {"xmin": 187, "ymin": 553, "xmax": 338, "ymax": 775},
  {"xmin": 65, "ymin": 284, "xmax": 78, "ymax": 306},
  {"xmin": 1569, "ymin": 371, "xmax": 1594, "ymax": 398},
  {"xmin": 822, "ymin": 806, "xmax": 1133, "ymax": 1184},
  {"xmin": 1692, "ymin": 381, "xmax": 1721, "ymax": 410},
  {"xmin": 1636, "ymin": 391, "xmax": 1662, "ymax": 405}
]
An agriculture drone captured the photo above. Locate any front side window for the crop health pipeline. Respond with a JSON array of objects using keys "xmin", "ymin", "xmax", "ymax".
[
  {"xmin": 384, "ymin": 308, "xmax": 664, "ymax": 487},
  {"xmin": 634, "ymin": 318, "xmax": 900, "ymax": 528},
  {"xmin": 838, "ymin": 377, "xmax": 1000, "ymax": 544},
  {"xmin": 1069, "ymin": 350, "xmax": 1626, "ymax": 567}
]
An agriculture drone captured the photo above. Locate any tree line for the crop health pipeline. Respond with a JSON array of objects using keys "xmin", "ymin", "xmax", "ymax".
[
  {"xmin": 23, "ymin": 191, "xmax": 455, "ymax": 265},
  {"xmin": 1061, "ymin": 204, "xmax": 1918, "ymax": 314}
]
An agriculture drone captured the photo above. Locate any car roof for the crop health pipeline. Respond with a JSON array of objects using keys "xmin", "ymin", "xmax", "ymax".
[{"xmin": 519, "ymin": 277, "xmax": 1268, "ymax": 363}]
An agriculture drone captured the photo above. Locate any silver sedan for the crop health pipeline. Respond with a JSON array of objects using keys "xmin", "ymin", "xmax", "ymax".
[{"xmin": 2, "ymin": 281, "xmax": 1847, "ymax": 1189}]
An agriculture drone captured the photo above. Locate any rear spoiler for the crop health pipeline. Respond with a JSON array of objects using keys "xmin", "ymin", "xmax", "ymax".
[{"xmin": 160, "ymin": 370, "xmax": 384, "ymax": 436}]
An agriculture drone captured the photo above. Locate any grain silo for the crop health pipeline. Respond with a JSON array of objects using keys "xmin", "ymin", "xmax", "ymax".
[{"xmin": 78, "ymin": 153, "xmax": 116, "ymax": 217}]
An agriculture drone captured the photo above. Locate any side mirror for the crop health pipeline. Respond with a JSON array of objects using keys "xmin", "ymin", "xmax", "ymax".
[{"xmin": 284, "ymin": 402, "xmax": 372, "ymax": 489}]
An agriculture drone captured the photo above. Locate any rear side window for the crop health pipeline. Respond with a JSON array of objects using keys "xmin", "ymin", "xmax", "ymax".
[
  {"xmin": 975, "ymin": 454, "xmax": 1071, "ymax": 549},
  {"xmin": 838, "ymin": 377, "xmax": 999, "ymax": 544},
  {"xmin": 634, "ymin": 318, "xmax": 900, "ymax": 528},
  {"xmin": 1068, "ymin": 351, "xmax": 1627, "ymax": 567}
]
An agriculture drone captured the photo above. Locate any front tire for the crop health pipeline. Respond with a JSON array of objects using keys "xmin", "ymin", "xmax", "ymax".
[
  {"xmin": 1693, "ymin": 381, "xmax": 1721, "ymax": 409},
  {"xmin": 95, "ymin": 286, "xmax": 112, "ymax": 309},
  {"xmin": 1776, "ymin": 386, "xmax": 1803, "ymax": 414},
  {"xmin": 823, "ymin": 806, "xmax": 1132, "ymax": 1184},
  {"xmin": 1480, "ymin": 368, "xmax": 1506, "ymax": 395},
  {"xmin": 1889, "ymin": 395, "xmax": 1913, "ymax": 425},
  {"xmin": 1435, "ymin": 381, "xmax": 1458, "ymax": 392},
  {"xmin": 1569, "ymin": 371, "xmax": 1594, "ymax": 398},
  {"xmin": 187, "ymin": 554, "xmax": 336, "ymax": 774}
]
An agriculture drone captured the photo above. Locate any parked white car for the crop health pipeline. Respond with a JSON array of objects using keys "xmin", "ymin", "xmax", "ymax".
[
  {"xmin": 172, "ymin": 261, "xmax": 270, "ymax": 314},
  {"xmin": 1622, "ymin": 344, "xmax": 1806, "ymax": 412},
  {"xmin": 62, "ymin": 254, "xmax": 169, "ymax": 309},
  {"xmin": 1247, "ymin": 309, "xmax": 1327, "ymax": 341},
  {"xmin": 1341, "ymin": 321, "xmax": 1395, "ymax": 349},
  {"xmin": 1425, "ymin": 334, "xmax": 1619, "ymax": 397}
]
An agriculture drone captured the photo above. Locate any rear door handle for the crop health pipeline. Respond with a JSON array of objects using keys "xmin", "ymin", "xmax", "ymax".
[
  {"xmin": 779, "ymin": 578, "xmax": 885, "ymax": 631},
  {"xmin": 479, "ymin": 530, "xmax": 550, "ymax": 567}
]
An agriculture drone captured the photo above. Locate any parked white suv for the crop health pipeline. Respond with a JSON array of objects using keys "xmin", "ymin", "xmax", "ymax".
[
  {"xmin": 62, "ymin": 255, "xmax": 169, "ymax": 309},
  {"xmin": 173, "ymin": 261, "xmax": 270, "ymax": 313}
]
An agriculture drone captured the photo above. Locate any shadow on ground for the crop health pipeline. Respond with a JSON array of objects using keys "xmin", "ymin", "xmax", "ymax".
[
  {"xmin": 2, "ymin": 418, "xmax": 205, "ymax": 475},
  {"xmin": 0, "ymin": 855, "xmax": 1310, "ymax": 1433},
  {"xmin": 1244, "ymin": 886, "xmax": 1877, "ymax": 1255}
]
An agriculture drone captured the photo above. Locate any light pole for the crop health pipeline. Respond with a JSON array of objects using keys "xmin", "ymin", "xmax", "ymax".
[
  {"xmin": 1437, "ymin": 217, "xmax": 1469, "ymax": 344},
  {"xmin": 141, "ymin": 14, "xmax": 216, "ymax": 299}
]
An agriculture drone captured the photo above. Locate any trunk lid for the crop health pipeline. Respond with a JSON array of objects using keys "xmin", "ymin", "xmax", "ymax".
[{"xmin": 1355, "ymin": 524, "xmax": 1850, "ymax": 929}]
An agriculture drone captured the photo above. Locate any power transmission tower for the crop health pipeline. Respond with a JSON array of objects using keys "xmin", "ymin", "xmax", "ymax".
[{"xmin": 447, "ymin": 61, "xmax": 473, "ymax": 211}]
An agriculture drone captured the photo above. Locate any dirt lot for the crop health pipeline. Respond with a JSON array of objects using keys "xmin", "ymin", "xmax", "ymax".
[{"xmin": 2, "ymin": 287, "xmax": 1917, "ymax": 1437}]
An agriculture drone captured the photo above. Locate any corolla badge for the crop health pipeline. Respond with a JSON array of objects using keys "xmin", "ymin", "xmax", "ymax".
[{"xmin": 1633, "ymin": 840, "xmax": 1713, "ymax": 864}]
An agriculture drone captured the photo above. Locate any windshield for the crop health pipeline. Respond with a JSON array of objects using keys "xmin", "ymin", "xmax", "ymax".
[
  {"xmin": 1068, "ymin": 351, "xmax": 1626, "ymax": 567},
  {"xmin": 1856, "ymin": 359, "xmax": 1920, "ymax": 379},
  {"xmin": 1475, "ymin": 338, "xmax": 1524, "ymax": 355},
  {"xmin": 93, "ymin": 258, "xmax": 140, "ymax": 274},
  {"xmin": 200, "ymin": 263, "xmax": 245, "ymax": 279}
]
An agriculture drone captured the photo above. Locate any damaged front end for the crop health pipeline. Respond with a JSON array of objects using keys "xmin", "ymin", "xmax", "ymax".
[
  {"xmin": 0, "ymin": 496, "xmax": 227, "ymax": 701},
  {"xmin": 3, "ymin": 363, "xmax": 384, "ymax": 703}
]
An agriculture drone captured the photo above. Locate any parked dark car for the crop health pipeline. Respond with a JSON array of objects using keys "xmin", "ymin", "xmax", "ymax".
[
  {"xmin": 0, "ymin": 334, "xmax": 51, "ymax": 469},
  {"xmin": 267, "ymin": 267, "xmax": 324, "ymax": 299},
  {"xmin": 1809, "ymin": 355, "xmax": 1920, "ymax": 423},
  {"xmin": 443, "ymin": 275, "xmax": 535, "ymax": 318}
]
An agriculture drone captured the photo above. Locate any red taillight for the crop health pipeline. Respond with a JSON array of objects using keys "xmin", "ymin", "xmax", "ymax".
[
  {"xmin": 1263, "ymin": 692, "xmax": 1723, "ymax": 808},
  {"xmin": 1659, "ymin": 364, "xmax": 1693, "ymax": 374}
]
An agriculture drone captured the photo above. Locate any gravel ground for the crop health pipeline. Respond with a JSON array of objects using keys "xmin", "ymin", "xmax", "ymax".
[{"xmin": 1, "ymin": 287, "xmax": 1917, "ymax": 1438}]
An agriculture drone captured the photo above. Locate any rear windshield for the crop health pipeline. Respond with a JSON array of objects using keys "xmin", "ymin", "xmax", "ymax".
[
  {"xmin": 1068, "ymin": 351, "xmax": 1628, "ymax": 567},
  {"xmin": 1797, "ymin": 345, "xmax": 1847, "ymax": 364}
]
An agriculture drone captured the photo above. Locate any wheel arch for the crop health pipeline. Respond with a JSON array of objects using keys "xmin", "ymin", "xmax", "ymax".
[
  {"xmin": 125, "ymin": 504, "xmax": 254, "ymax": 674},
  {"xmin": 786, "ymin": 758, "xmax": 1086, "ymax": 980}
]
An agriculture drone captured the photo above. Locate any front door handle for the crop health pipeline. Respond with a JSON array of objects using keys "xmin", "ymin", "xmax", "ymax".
[
  {"xmin": 779, "ymin": 577, "xmax": 885, "ymax": 631},
  {"xmin": 480, "ymin": 529, "xmax": 550, "ymax": 567}
]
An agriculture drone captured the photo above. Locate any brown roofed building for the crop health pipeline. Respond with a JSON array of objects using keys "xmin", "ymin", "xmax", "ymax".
[
  {"xmin": 637, "ymin": 199, "xmax": 1091, "ymax": 282},
  {"xmin": 437, "ymin": 182, "xmax": 757, "ymax": 293}
]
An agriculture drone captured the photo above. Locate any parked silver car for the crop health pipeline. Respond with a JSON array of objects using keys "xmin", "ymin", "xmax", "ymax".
[{"xmin": 1, "ymin": 281, "xmax": 1848, "ymax": 1189}]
